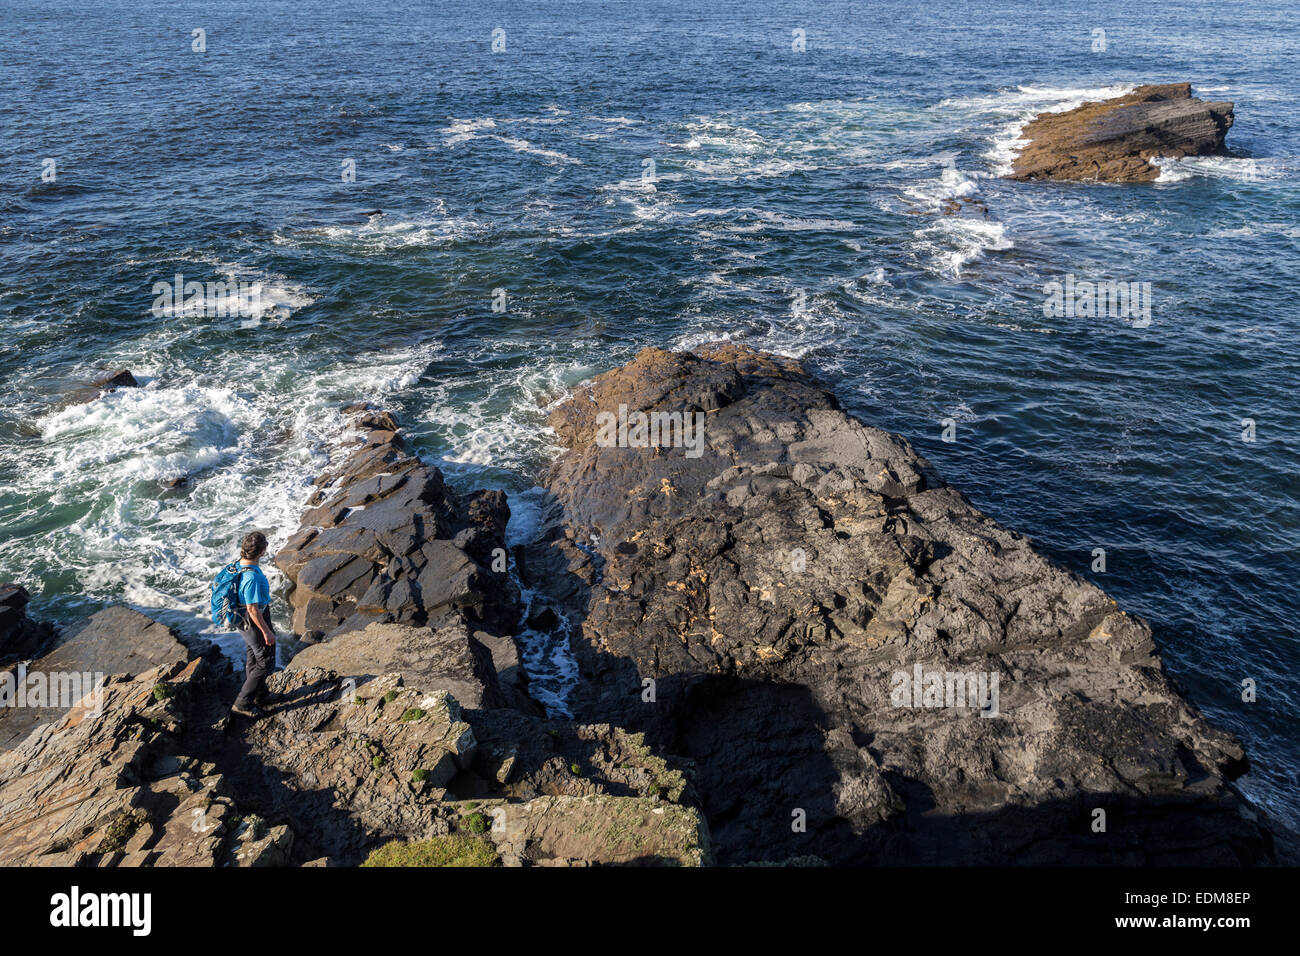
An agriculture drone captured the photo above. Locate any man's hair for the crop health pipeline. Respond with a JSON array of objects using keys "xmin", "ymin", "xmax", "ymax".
[{"xmin": 240, "ymin": 531, "xmax": 268, "ymax": 561}]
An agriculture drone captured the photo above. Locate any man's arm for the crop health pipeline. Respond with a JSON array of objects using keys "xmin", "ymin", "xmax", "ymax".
[{"xmin": 247, "ymin": 605, "xmax": 275, "ymax": 647}]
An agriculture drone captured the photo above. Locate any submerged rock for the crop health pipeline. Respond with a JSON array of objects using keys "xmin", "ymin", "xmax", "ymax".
[
  {"xmin": 67, "ymin": 368, "xmax": 140, "ymax": 405},
  {"xmin": 536, "ymin": 343, "xmax": 1277, "ymax": 865},
  {"xmin": 1008, "ymin": 83, "xmax": 1234, "ymax": 183},
  {"xmin": 92, "ymin": 369, "xmax": 139, "ymax": 391}
]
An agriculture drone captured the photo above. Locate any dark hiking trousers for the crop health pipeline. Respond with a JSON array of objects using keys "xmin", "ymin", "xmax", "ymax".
[{"xmin": 234, "ymin": 622, "xmax": 276, "ymax": 708}]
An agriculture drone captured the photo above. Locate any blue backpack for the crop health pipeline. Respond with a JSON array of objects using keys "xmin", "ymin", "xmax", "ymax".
[{"xmin": 210, "ymin": 562, "xmax": 253, "ymax": 629}]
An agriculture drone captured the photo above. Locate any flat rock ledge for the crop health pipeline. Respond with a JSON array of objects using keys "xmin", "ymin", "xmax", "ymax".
[{"xmin": 1008, "ymin": 83, "xmax": 1234, "ymax": 183}]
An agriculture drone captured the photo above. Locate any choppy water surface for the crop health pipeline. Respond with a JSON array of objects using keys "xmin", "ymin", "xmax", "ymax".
[{"xmin": 1, "ymin": 0, "xmax": 1297, "ymax": 828}]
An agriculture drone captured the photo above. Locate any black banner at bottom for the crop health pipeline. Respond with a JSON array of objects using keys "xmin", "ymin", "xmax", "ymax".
[{"xmin": 2, "ymin": 865, "xmax": 1287, "ymax": 943}]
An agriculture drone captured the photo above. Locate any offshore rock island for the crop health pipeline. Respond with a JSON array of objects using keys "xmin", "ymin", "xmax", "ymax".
[{"xmin": 1008, "ymin": 83, "xmax": 1235, "ymax": 183}]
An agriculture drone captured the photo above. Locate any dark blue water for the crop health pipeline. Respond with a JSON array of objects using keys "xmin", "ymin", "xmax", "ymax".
[{"xmin": 2, "ymin": 0, "xmax": 1296, "ymax": 831}]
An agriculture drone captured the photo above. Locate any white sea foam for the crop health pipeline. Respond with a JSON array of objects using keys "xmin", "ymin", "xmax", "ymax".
[
  {"xmin": 277, "ymin": 202, "xmax": 485, "ymax": 253},
  {"xmin": 152, "ymin": 261, "xmax": 315, "ymax": 326},
  {"xmin": 440, "ymin": 116, "xmax": 580, "ymax": 164},
  {"xmin": 904, "ymin": 165, "xmax": 981, "ymax": 204},
  {"xmin": 440, "ymin": 117, "xmax": 496, "ymax": 145},
  {"xmin": 958, "ymin": 84, "xmax": 1137, "ymax": 176},
  {"xmin": 690, "ymin": 207, "xmax": 856, "ymax": 232},
  {"xmin": 38, "ymin": 383, "xmax": 258, "ymax": 485},
  {"xmin": 493, "ymin": 135, "xmax": 580, "ymax": 165},
  {"xmin": 419, "ymin": 357, "xmax": 573, "ymax": 470},
  {"xmin": 673, "ymin": 286, "xmax": 851, "ymax": 369},
  {"xmin": 1152, "ymin": 155, "xmax": 1276, "ymax": 183},
  {"xmin": 912, "ymin": 215, "xmax": 1012, "ymax": 279},
  {"xmin": 2, "ymin": 341, "xmax": 443, "ymax": 658},
  {"xmin": 683, "ymin": 155, "xmax": 818, "ymax": 181},
  {"xmin": 901, "ymin": 162, "xmax": 1012, "ymax": 277}
]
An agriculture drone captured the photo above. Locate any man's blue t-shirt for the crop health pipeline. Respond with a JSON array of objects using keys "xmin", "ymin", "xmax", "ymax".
[{"xmin": 237, "ymin": 564, "xmax": 271, "ymax": 610}]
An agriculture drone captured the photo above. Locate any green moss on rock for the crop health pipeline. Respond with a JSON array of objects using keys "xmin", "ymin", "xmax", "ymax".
[
  {"xmin": 361, "ymin": 836, "xmax": 500, "ymax": 868},
  {"xmin": 96, "ymin": 808, "xmax": 148, "ymax": 854}
]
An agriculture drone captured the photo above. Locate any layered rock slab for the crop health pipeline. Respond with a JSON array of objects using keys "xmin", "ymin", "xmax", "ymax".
[
  {"xmin": 274, "ymin": 405, "xmax": 515, "ymax": 639},
  {"xmin": 0, "ymin": 605, "xmax": 187, "ymax": 750},
  {"xmin": 0, "ymin": 652, "xmax": 285, "ymax": 867},
  {"xmin": 1008, "ymin": 83, "xmax": 1234, "ymax": 183}
]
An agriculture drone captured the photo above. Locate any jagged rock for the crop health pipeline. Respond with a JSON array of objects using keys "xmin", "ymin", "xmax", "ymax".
[
  {"xmin": 468, "ymin": 712, "xmax": 690, "ymax": 805},
  {"xmin": 232, "ymin": 818, "xmax": 294, "ymax": 867},
  {"xmin": 0, "ymin": 596, "xmax": 698, "ymax": 868},
  {"xmin": 226, "ymin": 668, "xmax": 478, "ymax": 859},
  {"xmin": 471, "ymin": 629, "xmax": 539, "ymax": 713},
  {"xmin": 0, "ymin": 606, "xmax": 188, "ymax": 749},
  {"xmin": 208, "ymin": 664, "xmax": 690, "ymax": 865},
  {"xmin": 537, "ymin": 343, "xmax": 1277, "ymax": 865},
  {"xmin": 275, "ymin": 405, "xmax": 518, "ymax": 637},
  {"xmin": 0, "ymin": 583, "xmax": 56, "ymax": 667},
  {"xmin": 1008, "ymin": 83, "xmax": 1234, "ymax": 183},
  {"xmin": 0, "ymin": 655, "xmax": 250, "ymax": 867}
]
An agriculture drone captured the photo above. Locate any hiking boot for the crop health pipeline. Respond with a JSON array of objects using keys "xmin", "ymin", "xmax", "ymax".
[{"xmin": 230, "ymin": 702, "xmax": 263, "ymax": 719}]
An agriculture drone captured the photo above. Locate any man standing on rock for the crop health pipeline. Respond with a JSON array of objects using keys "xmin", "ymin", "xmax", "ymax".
[{"xmin": 231, "ymin": 531, "xmax": 277, "ymax": 719}]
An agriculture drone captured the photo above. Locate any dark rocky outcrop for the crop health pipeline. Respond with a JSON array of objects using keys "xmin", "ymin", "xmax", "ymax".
[
  {"xmin": 206, "ymin": 662, "xmax": 705, "ymax": 865},
  {"xmin": 0, "ymin": 583, "xmax": 56, "ymax": 667},
  {"xmin": 0, "ymin": 405, "xmax": 710, "ymax": 867},
  {"xmin": 531, "ymin": 343, "xmax": 1277, "ymax": 865},
  {"xmin": 0, "ymin": 648, "xmax": 286, "ymax": 867},
  {"xmin": 1008, "ymin": 83, "xmax": 1234, "ymax": 183},
  {"xmin": 0, "ymin": 602, "xmax": 709, "ymax": 866}
]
